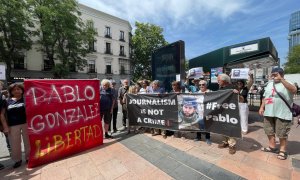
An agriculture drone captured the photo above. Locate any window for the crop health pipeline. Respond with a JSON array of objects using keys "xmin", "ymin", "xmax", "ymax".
[
  {"xmin": 88, "ymin": 60, "xmax": 96, "ymax": 73},
  {"xmin": 13, "ymin": 55, "xmax": 25, "ymax": 69},
  {"xmin": 89, "ymin": 41, "xmax": 96, "ymax": 52},
  {"xmin": 106, "ymin": 64, "xmax": 112, "ymax": 74},
  {"xmin": 120, "ymin": 31, "xmax": 125, "ymax": 41},
  {"xmin": 43, "ymin": 54, "xmax": 54, "ymax": 71},
  {"xmin": 105, "ymin": 26, "xmax": 111, "ymax": 38},
  {"xmin": 69, "ymin": 63, "xmax": 76, "ymax": 72},
  {"xmin": 119, "ymin": 59, "xmax": 130, "ymax": 75},
  {"xmin": 105, "ymin": 43, "xmax": 111, "ymax": 54},
  {"xmin": 119, "ymin": 45, "xmax": 125, "ymax": 56}
]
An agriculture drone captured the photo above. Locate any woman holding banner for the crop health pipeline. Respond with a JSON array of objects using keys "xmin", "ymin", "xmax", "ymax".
[
  {"xmin": 123, "ymin": 85, "xmax": 139, "ymax": 134},
  {"xmin": 5, "ymin": 83, "xmax": 30, "ymax": 168},
  {"xmin": 195, "ymin": 80, "xmax": 212, "ymax": 145},
  {"xmin": 235, "ymin": 74, "xmax": 253, "ymax": 135},
  {"xmin": 100, "ymin": 79, "xmax": 115, "ymax": 139}
]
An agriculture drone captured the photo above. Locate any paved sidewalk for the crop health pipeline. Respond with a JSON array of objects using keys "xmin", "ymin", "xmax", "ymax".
[
  {"xmin": 0, "ymin": 138, "xmax": 172, "ymax": 180},
  {"xmin": 1, "ymin": 101, "xmax": 300, "ymax": 179},
  {"xmin": 148, "ymin": 110, "xmax": 300, "ymax": 180}
]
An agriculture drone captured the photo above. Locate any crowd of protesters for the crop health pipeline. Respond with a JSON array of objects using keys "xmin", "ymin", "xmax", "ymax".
[{"xmin": 0, "ymin": 67, "xmax": 298, "ymax": 170}]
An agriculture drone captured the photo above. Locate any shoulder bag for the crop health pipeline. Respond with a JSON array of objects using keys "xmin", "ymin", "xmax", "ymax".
[{"xmin": 273, "ymin": 83, "xmax": 300, "ymax": 118}]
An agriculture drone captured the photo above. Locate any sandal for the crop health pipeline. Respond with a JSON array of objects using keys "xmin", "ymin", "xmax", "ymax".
[
  {"xmin": 261, "ymin": 147, "xmax": 279, "ymax": 154},
  {"xmin": 277, "ymin": 151, "xmax": 288, "ymax": 160}
]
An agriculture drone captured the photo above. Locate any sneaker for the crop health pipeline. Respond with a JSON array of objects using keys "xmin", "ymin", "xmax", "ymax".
[
  {"xmin": 206, "ymin": 139, "xmax": 212, "ymax": 145},
  {"xmin": 152, "ymin": 133, "xmax": 159, "ymax": 136},
  {"xmin": 105, "ymin": 134, "xmax": 113, "ymax": 139},
  {"xmin": 193, "ymin": 137, "xmax": 201, "ymax": 141},
  {"xmin": 118, "ymin": 126, "xmax": 127, "ymax": 131},
  {"xmin": 218, "ymin": 142, "xmax": 229, "ymax": 149},
  {"xmin": 0, "ymin": 163, "xmax": 4, "ymax": 170},
  {"xmin": 13, "ymin": 160, "xmax": 22, "ymax": 168},
  {"xmin": 242, "ymin": 131, "xmax": 248, "ymax": 135},
  {"xmin": 229, "ymin": 146, "xmax": 236, "ymax": 154}
]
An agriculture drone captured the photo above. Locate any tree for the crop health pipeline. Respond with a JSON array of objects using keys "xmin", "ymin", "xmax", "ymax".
[
  {"xmin": 284, "ymin": 45, "xmax": 300, "ymax": 74},
  {"xmin": 0, "ymin": 0, "xmax": 34, "ymax": 81},
  {"xmin": 185, "ymin": 59, "xmax": 189, "ymax": 71},
  {"xmin": 29, "ymin": 0, "xmax": 97, "ymax": 78},
  {"xmin": 131, "ymin": 22, "xmax": 168, "ymax": 81}
]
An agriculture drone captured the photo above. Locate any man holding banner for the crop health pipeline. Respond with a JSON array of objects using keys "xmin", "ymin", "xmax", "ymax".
[{"xmin": 217, "ymin": 74, "xmax": 239, "ymax": 154}]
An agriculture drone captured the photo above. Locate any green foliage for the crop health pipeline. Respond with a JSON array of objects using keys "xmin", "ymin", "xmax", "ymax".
[
  {"xmin": 284, "ymin": 45, "xmax": 300, "ymax": 74},
  {"xmin": 53, "ymin": 63, "xmax": 69, "ymax": 79},
  {"xmin": 185, "ymin": 59, "xmax": 189, "ymax": 71},
  {"xmin": 0, "ymin": 0, "xmax": 33, "ymax": 81},
  {"xmin": 29, "ymin": 0, "xmax": 97, "ymax": 78},
  {"xmin": 131, "ymin": 22, "xmax": 168, "ymax": 81}
]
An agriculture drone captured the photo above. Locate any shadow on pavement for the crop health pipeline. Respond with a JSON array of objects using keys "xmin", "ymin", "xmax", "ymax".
[{"xmin": 287, "ymin": 141, "xmax": 300, "ymax": 155}]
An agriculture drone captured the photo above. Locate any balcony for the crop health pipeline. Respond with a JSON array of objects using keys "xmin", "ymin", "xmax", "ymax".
[
  {"xmin": 13, "ymin": 63, "xmax": 26, "ymax": 70},
  {"xmin": 104, "ymin": 49, "xmax": 113, "ymax": 55},
  {"xmin": 119, "ymin": 52, "xmax": 126, "ymax": 57},
  {"xmin": 119, "ymin": 38, "xmax": 125, "ymax": 42},
  {"xmin": 88, "ymin": 68, "xmax": 96, "ymax": 73},
  {"xmin": 43, "ymin": 62, "xmax": 54, "ymax": 71},
  {"xmin": 120, "ymin": 69, "xmax": 130, "ymax": 75},
  {"xmin": 105, "ymin": 69, "xmax": 113, "ymax": 74},
  {"xmin": 105, "ymin": 34, "xmax": 112, "ymax": 39}
]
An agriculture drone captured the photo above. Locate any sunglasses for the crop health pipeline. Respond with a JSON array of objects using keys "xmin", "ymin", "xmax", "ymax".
[{"xmin": 199, "ymin": 84, "xmax": 205, "ymax": 86}]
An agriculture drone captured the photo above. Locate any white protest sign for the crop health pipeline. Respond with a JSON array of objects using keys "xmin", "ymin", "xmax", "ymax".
[
  {"xmin": 188, "ymin": 67, "xmax": 203, "ymax": 79},
  {"xmin": 231, "ymin": 68, "xmax": 249, "ymax": 79},
  {"xmin": 0, "ymin": 65, "xmax": 6, "ymax": 80},
  {"xmin": 176, "ymin": 74, "xmax": 180, "ymax": 81}
]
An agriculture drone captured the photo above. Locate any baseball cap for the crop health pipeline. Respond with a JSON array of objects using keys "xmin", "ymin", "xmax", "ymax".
[
  {"xmin": 271, "ymin": 67, "xmax": 284, "ymax": 75},
  {"xmin": 182, "ymin": 97, "xmax": 197, "ymax": 108}
]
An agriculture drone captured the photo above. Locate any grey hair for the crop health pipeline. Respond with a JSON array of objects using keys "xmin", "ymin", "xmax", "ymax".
[
  {"xmin": 218, "ymin": 74, "xmax": 231, "ymax": 84},
  {"xmin": 152, "ymin": 80, "xmax": 160, "ymax": 86},
  {"xmin": 101, "ymin": 79, "xmax": 111, "ymax": 86},
  {"xmin": 199, "ymin": 80, "xmax": 208, "ymax": 86}
]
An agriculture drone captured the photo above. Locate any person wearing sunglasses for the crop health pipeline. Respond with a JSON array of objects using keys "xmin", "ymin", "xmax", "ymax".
[
  {"xmin": 194, "ymin": 80, "xmax": 212, "ymax": 145},
  {"xmin": 194, "ymin": 80, "xmax": 211, "ymax": 145}
]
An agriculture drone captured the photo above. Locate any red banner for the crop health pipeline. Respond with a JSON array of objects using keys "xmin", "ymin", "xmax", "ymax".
[{"xmin": 24, "ymin": 79, "xmax": 103, "ymax": 168}]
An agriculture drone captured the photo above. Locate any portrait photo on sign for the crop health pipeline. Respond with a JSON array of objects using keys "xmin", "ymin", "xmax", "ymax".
[
  {"xmin": 177, "ymin": 95, "xmax": 205, "ymax": 130},
  {"xmin": 233, "ymin": 70, "xmax": 240, "ymax": 77}
]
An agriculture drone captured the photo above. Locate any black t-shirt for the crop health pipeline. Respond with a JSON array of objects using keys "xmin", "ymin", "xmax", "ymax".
[
  {"xmin": 6, "ymin": 98, "xmax": 26, "ymax": 126},
  {"xmin": 0, "ymin": 93, "xmax": 6, "ymax": 111},
  {"xmin": 219, "ymin": 84, "xmax": 234, "ymax": 90},
  {"xmin": 239, "ymin": 87, "xmax": 249, "ymax": 103}
]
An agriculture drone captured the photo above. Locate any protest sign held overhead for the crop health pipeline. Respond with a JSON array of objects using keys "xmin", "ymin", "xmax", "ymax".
[
  {"xmin": 187, "ymin": 67, "xmax": 203, "ymax": 79},
  {"xmin": 231, "ymin": 68, "xmax": 250, "ymax": 79}
]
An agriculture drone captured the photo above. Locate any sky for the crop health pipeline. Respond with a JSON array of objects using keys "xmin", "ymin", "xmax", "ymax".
[{"xmin": 79, "ymin": 0, "xmax": 300, "ymax": 66}]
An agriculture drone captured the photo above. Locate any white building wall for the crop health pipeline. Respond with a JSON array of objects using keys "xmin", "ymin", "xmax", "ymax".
[
  {"xmin": 79, "ymin": 4, "xmax": 132, "ymax": 78},
  {"xmin": 26, "ymin": 44, "xmax": 43, "ymax": 71},
  {"xmin": 13, "ymin": 3, "xmax": 132, "ymax": 83}
]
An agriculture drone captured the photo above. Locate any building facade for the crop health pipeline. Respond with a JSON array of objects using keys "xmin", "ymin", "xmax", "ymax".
[
  {"xmin": 288, "ymin": 11, "xmax": 300, "ymax": 50},
  {"xmin": 11, "ymin": 3, "xmax": 132, "ymax": 84}
]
